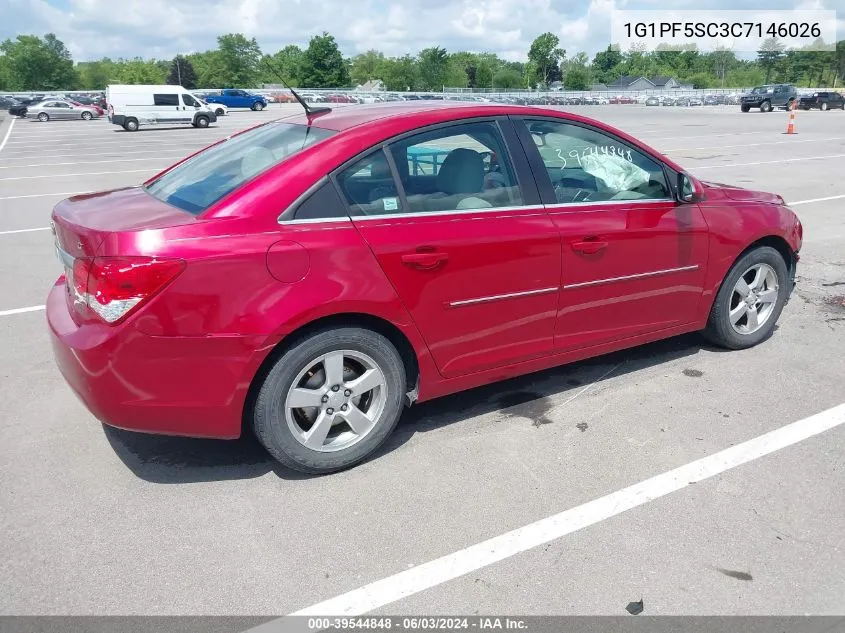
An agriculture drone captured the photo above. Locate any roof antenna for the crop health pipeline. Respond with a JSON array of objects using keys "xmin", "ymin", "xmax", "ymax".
[{"xmin": 262, "ymin": 58, "xmax": 331, "ymax": 120}]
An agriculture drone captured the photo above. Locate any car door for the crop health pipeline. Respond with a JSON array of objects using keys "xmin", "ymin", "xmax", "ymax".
[
  {"xmin": 511, "ymin": 116, "xmax": 709, "ymax": 352},
  {"xmin": 57, "ymin": 102, "xmax": 74, "ymax": 119},
  {"xmin": 230, "ymin": 90, "xmax": 248, "ymax": 108},
  {"xmin": 336, "ymin": 118, "xmax": 561, "ymax": 378}
]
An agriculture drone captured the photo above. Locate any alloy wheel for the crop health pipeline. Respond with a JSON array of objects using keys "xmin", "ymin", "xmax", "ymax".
[
  {"xmin": 728, "ymin": 263, "xmax": 779, "ymax": 335},
  {"xmin": 284, "ymin": 350, "xmax": 387, "ymax": 452}
]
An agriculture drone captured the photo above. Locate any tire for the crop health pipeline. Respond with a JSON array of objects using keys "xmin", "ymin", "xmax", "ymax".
[
  {"xmin": 252, "ymin": 327, "xmax": 407, "ymax": 474},
  {"xmin": 195, "ymin": 115, "xmax": 210, "ymax": 128},
  {"xmin": 740, "ymin": 105, "xmax": 750, "ymax": 112},
  {"xmin": 81, "ymin": 111, "xmax": 93, "ymax": 121},
  {"xmin": 215, "ymin": 108, "xmax": 224, "ymax": 116},
  {"xmin": 37, "ymin": 112, "xmax": 49, "ymax": 122},
  {"xmin": 252, "ymin": 102, "xmax": 265, "ymax": 111},
  {"xmin": 820, "ymin": 102, "xmax": 828, "ymax": 111},
  {"xmin": 123, "ymin": 118, "xmax": 139, "ymax": 132},
  {"xmin": 702, "ymin": 246, "xmax": 790, "ymax": 350},
  {"xmin": 760, "ymin": 100, "xmax": 772, "ymax": 113}
]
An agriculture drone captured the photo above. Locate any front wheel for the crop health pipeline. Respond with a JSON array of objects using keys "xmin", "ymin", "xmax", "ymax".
[
  {"xmin": 252, "ymin": 327, "xmax": 407, "ymax": 474},
  {"xmin": 123, "ymin": 118, "xmax": 139, "ymax": 132},
  {"xmin": 37, "ymin": 112, "xmax": 49, "ymax": 122},
  {"xmin": 194, "ymin": 115, "xmax": 210, "ymax": 128},
  {"xmin": 821, "ymin": 102, "xmax": 829, "ymax": 111},
  {"xmin": 741, "ymin": 105, "xmax": 750, "ymax": 112},
  {"xmin": 215, "ymin": 108, "xmax": 225, "ymax": 116},
  {"xmin": 252, "ymin": 102, "xmax": 265, "ymax": 111},
  {"xmin": 702, "ymin": 246, "xmax": 790, "ymax": 350}
]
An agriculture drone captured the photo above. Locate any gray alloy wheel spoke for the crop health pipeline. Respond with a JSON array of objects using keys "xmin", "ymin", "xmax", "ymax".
[
  {"xmin": 303, "ymin": 412, "xmax": 334, "ymax": 450},
  {"xmin": 323, "ymin": 352, "xmax": 345, "ymax": 388},
  {"xmin": 730, "ymin": 302, "xmax": 749, "ymax": 324},
  {"xmin": 344, "ymin": 404, "xmax": 377, "ymax": 436},
  {"xmin": 346, "ymin": 368, "xmax": 383, "ymax": 396},
  {"xmin": 734, "ymin": 278, "xmax": 751, "ymax": 298},
  {"xmin": 287, "ymin": 387, "xmax": 324, "ymax": 409},
  {"xmin": 746, "ymin": 306, "xmax": 760, "ymax": 331},
  {"xmin": 757, "ymin": 288, "xmax": 778, "ymax": 304}
]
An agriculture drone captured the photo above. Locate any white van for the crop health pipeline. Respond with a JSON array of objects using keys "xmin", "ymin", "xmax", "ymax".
[{"xmin": 106, "ymin": 84, "xmax": 218, "ymax": 132}]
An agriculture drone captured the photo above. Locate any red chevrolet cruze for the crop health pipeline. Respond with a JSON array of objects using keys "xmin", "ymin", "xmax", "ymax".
[{"xmin": 47, "ymin": 101, "xmax": 803, "ymax": 473}]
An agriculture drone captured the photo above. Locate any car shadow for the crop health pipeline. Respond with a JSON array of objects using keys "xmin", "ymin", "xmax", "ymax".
[{"xmin": 104, "ymin": 332, "xmax": 727, "ymax": 484}]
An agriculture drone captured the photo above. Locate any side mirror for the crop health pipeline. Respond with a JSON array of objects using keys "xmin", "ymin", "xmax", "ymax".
[{"xmin": 677, "ymin": 172, "xmax": 698, "ymax": 203}]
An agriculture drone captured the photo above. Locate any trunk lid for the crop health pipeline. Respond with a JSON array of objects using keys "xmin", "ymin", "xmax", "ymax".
[{"xmin": 51, "ymin": 186, "xmax": 198, "ymax": 258}]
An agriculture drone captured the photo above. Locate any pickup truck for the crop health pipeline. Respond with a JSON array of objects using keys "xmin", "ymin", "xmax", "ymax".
[{"xmin": 204, "ymin": 89, "xmax": 268, "ymax": 111}]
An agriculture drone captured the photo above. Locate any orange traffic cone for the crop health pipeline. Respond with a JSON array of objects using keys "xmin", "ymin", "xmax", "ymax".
[{"xmin": 784, "ymin": 100, "xmax": 797, "ymax": 135}]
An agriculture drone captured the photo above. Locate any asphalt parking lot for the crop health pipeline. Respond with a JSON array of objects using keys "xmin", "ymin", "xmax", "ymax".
[{"xmin": 1, "ymin": 103, "xmax": 844, "ymax": 617}]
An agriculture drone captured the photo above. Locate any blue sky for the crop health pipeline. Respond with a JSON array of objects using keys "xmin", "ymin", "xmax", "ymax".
[{"xmin": 1, "ymin": 0, "xmax": 842, "ymax": 61}]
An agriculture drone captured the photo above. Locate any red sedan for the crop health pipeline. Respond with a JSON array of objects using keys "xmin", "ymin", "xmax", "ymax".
[{"xmin": 47, "ymin": 102, "xmax": 803, "ymax": 473}]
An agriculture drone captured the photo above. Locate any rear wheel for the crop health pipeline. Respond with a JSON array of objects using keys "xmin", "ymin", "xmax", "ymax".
[
  {"xmin": 81, "ymin": 111, "xmax": 93, "ymax": 121},
  {"xmin": 760, "ymin": 100, "xmax": 772, "ymax": 113},
  {"xmin": 252, "ymin": 327, "xmax": 407, "ymax": 474},
  {"xmin": 702, "ymin": 246, "xmax": 790, "ymax": 350},
  {"xmin": 37, "ymin": 112, "xmax": 49, "ymax": 122},
  {"xmin": 123, "ymin": 118, "xmax": 139, "ymax": 132}
]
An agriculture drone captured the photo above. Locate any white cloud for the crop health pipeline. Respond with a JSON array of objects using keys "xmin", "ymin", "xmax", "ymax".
[{"xmin": 2, "ymin": 0, "xmax": 843, "ymax": 61}]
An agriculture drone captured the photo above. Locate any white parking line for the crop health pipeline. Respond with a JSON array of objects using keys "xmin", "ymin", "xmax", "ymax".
[
  {"xmin": 0, "ymin": 148, "xmax": 191, "ymax": 162},
  {"xmin": 0, "ymin": 118, "xmax": 16, "ymax": 154},
  {"xmin": 693, "ymin": 154, "xmax": 845, "ymax": 170},
  {"xmin": 280, "ymin": 402, "xmax": 845, "ymax": 618},
  {"xmin": 0, "ymin": 305, "xmax": 46, "ymax": 317},
  {"xmin": 664, "ymin": 137, "xmax": 845, "ymax": 153},
  {"xmin": 789, "ymin": 194, "xmax": 845, "ymax": 205},
  {"xmin": 0, "ymin": 227, "xmax": 51, "ymax": 235},
  {"xmin": 0, "ymin": 168, "xmax": 158, "ymax": 181},
  {"xmin": 0, "ymin": 191, "xmax": 88, "ymax": 200},
  {"xmin": 0, "ymin": 157, "xmax": 173, "ymax": 169}
]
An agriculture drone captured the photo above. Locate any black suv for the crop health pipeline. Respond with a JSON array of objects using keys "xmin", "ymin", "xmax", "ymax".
[
  {"xmin": 798, "ymin": 91, "xmax": 845, "ymax": 111},
  {"xmin": 740, "ymin": 84, "xmax": 797, "ymax": 112}
]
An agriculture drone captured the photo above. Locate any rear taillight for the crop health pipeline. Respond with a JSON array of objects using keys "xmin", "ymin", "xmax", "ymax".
[{"xmin": 71, "ymin": 256, "xmax": 185, "ymax": 324}]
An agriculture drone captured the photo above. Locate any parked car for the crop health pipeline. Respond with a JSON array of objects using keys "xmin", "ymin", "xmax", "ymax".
[
  {"xmin": 205, "ymin": 89, "xmax": 269, "ymax": 111},
  {"xmin": 26, "ymin": 100, "xmax": 100, "ymax": 122},
  {"xmin": 740, "ymin": 84, "xmax": 797, "ymax": 112},
  {"xmin": 2, "ymin": 96, "xmax": 27, "ymax": 117},
  {"xmin": 645, "ymin": 96, "xmax": 660, "ymax": 106},
  {"xmin": 106, "ymin": 84, "xmax": 217, "ymax": 131},
  {"xmin": 47, "ymin": 101, "xmax": 802, "ymax": 474},
  {"xmin": 689, "ymin": 97, "xmax": 702, "ymax": 106},
  {"xmin": 797, "ymin": 91, "xmax": 845, "ymax": 111},
  {"xmin": 67, "ymin": 99, "xmax": 105, "ymax": 116},
  {"xmin": 201, "ymin": 99, "xmax": 228, "ymax": 116}
]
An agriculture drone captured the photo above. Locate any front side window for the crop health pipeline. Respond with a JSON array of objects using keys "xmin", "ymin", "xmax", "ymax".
[
  {"xmin": 182, "ymin": 94, "xmax": 199, "ymax": 107},
  {"xmin": 522, "ymin": 119, "xmax": 670, "ymax": 204},
  {"xmin": 145, "ymin": 122, "xmax": 336, "ymax": 214}
]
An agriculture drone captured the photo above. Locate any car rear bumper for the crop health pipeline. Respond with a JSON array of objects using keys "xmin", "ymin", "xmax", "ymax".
[{"xmin": 47, "ymin": 279, "xmax": 264, "ymax": 439}]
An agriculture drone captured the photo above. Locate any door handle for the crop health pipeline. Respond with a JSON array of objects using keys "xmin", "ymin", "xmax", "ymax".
[
  {"xmin": 571, "ymin": 240, "xmax": 608, "ymax": 254},
  {"xmin": 401, "ymin": 252, "xmax": 449, "ymax": 270}
]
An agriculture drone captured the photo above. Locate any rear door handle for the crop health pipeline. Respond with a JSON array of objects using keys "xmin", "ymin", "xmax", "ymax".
[
  {"xmin": 401, "ymin": 252, "xmax": 449, "ymax": 270},
  {"xmin": 571, "ymin": 240, "xmax": 608, "ymax": 254}
]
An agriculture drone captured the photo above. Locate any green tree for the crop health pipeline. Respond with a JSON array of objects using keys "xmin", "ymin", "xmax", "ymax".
[
  {"xmin": 417, "ymin": 46, "xmax": 449, "ymax": 90},
  {"xmin": 167, "ymin": 55, "xmax": 197, "ymax": 89},
  {"xmin": 492, "ymin": 68, "xmax": 522, "ymax": 89},
  {"xmin": 261, "ymin": 45, "xmax": 303, "ymax": 86},
  {"xmin": 114, "ymin": 57, "xmax": 166, "ymax": 84},
  {"xmin": 379, "ymin": 55, "xmax": 418, "ymax": 91},
  {"xmin": 757, "ymin": 37, "xmax": 785, "ymax": 83},
  {"xmin": 0, "ymin": 33, "xmax": 77, "ymax": 90},
  {"xmin": 527, "ymin": 32, "xmax": 564, "ymax": 87},
  {"xmin": 76, "ymin": 59, "xmax": 115, "ymax": 89},
  {"xmin": 216, "ymin": 33, "xmax": 263, "ymax": 87},
  {"xmin": 591, "ymin": 45, "xmax": 623, "ymax": 83},
  {"xmin": 188, "ymin": 51, "xmax": 227, "ymax": 88},
  {"xmin": 298, "ymin": 32, "xmax": 350, "ymax": 88},
  {"xmin": 564, "ymin": 67, "xmax": 590, "ymax": 90},
  {"xmin": 350, "ymin": 49, "xmax": 385, "ymax": 86}
]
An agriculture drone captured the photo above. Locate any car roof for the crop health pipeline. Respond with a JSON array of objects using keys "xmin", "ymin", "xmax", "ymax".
[{"xmin": 277, "ymin": 100, "xmax": 564, "ymax": 132}]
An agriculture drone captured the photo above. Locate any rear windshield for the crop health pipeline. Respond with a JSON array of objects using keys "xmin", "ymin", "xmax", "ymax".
[{"xmin": 145, "ymin": 121, "xmax": 336, "ymax": 214}]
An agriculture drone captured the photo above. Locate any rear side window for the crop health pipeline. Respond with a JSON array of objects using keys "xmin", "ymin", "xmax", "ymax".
[
  {"xmin": 292, "ymin": 180, "xmax": 348, "ymax": 220},
  {"xmin": 154, "ymin": 94, "xmax": 179, "ymax": 106},
  {"xmin": 145, "ymin": 122, "xmax": 336, "ymax": 215}
]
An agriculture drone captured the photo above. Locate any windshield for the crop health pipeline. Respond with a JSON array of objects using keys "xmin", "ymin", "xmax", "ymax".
[
  {"xmin": 145, "ymin": 121, "xmax": 336, "ymax": 214},
  {"xmin": 751, "ymin": 86, "xmax": 774, "ymax": 94}
]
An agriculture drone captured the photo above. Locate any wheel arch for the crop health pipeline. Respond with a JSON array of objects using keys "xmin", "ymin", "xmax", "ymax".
[{"xmin": 241, "ymin": 312, "xmax": 422, "ymax": 431}]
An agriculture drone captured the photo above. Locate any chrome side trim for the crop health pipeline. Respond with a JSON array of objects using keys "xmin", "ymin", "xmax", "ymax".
[
  {"xmin": 563, "ymin": 265, "xmax": 699, "ymax": 289},
  {"xmin": 449, "ymin": 286, "xmax": 559, "ymax": 307},
  {"xmin": 546, "ymin": 198, "xmax": 675, "ymax": 211}
]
